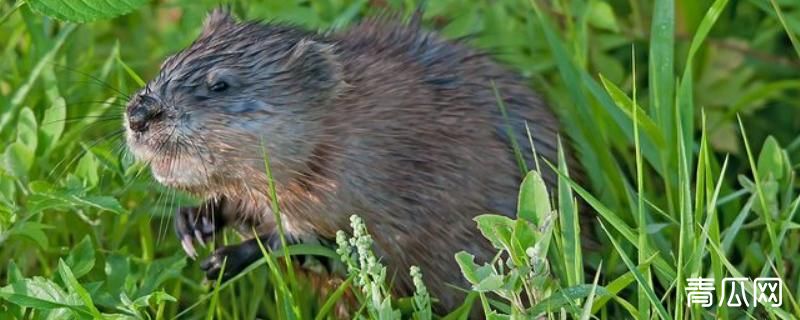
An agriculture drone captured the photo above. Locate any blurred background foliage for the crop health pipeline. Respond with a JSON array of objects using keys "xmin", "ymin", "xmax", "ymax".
[{"xmin": 0, "ymin": 0, "xmax": 799, "ymax": 319}]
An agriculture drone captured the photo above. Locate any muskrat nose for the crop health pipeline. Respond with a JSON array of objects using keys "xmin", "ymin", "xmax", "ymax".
[{"xmin": 127, "ymin": 95, "xmax": 163, "ymax": 133}]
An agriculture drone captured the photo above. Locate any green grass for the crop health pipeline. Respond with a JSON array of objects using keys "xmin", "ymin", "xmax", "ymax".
[{"xmin": 1, "ymin": 0, "xmax": 800, "ymax": 319}]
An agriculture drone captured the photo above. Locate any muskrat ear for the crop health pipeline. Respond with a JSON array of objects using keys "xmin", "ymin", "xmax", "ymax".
[
  {"xmin": 201, "ymin": 7, "xmax": 236, "ymax": 37},
  {"xmin": 284, "ymin": 39, "xmax": 345, "ymax": 94}
]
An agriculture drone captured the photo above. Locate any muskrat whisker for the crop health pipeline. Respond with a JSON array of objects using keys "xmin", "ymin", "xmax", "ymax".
[
  {"xmin": 151, "ymin": 126, "xmax": 178, "ymax": 157},
  {"xmin": 41, "ymin": 115, "xmax": 123, "ymax": 126},
  {"xmin": 63, "ymin": 98, "xmax": 127, "ymax": 108},
  {"xmin": 187, "ymin": 134, "xmax": 213, "ymax": 183},
  {"xmin": 49, "ymin": 62, "xmax": 132, "ymax": 99},
  {"xmin": 114, "ymin": 149, "xmax": 153, "ymax": 201},
  {"xmin": 67, "ymin": 121, "xmax": 126, "ymax": 138},
  {"xmin": 159, "ymin": 184, "xmax": 178, "ymax": 247},
  {"xmin": 153, "ymin": 184, "xmax": 167, "ymax": 246},
  {"xmin": 65, "ymin": 81, "xmax": 133, "ymax": 99},
  {"xmin": 47, "ymin": 129, "xmax": 124, "ymax": 181}
]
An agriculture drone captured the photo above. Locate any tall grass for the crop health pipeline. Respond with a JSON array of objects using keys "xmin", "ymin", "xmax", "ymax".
[{"xmin": 0, "ymin": 0, "xmax": 799, "ymax": 319}]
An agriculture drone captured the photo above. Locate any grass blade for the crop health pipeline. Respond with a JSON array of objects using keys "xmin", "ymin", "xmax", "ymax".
[
  {"xmin": 580, "ymin": 262, "xmax": 602, "ymax": 320},
  {"xmin": 314, "ymin": 276, "xmax": 353, "ymax": 320},
  {"xmin": 631, "ymin": 46, "xmax": 651, "ymax": 320},
  {"xmin": 768, "ymin": 0, "xmax": 800, "ymax": 59},
  {"xmin": 599, "ymin": 221, "xmax": 671, "ymax": 320},
  {"xmin": 556, "ymin": 138, "xmax": 581, "ymax": 287},
  {"xmin": 737, "ymin": 116, "xmax": 781, "ymax": 272},
  {"xmin": 648, "ymin": 0, "xmax": 675, "ymax": 141}
]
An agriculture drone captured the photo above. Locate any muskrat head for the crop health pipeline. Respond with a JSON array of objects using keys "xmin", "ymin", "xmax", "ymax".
[{"xmin": 125, "ymin": 9, "xmax": 343, "ymax": 192}]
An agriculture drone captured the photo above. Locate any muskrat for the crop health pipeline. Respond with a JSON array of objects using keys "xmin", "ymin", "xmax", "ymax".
[{"xmin": 124, "ymin": 7, "xmax": 578, "ymax": 313}]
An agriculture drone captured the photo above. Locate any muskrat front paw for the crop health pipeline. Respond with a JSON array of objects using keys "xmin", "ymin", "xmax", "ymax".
[
  {"xmin": 200, "ymin": 242, "xmax": 263, "ymax": 281},
  {"xmin": 175, "ymin": 199, "xmax": 226, "ymax": 259}
]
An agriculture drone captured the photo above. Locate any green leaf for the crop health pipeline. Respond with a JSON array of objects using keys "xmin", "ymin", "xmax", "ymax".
[
  {"xmin": 486, "ymin": 311, "xmax": 510, "ymax": 320},
  {"xmin": 16, "ymin": 107, "xmax": 38, "ymax": 152},
  {"xmin": 7, "ymin": 221, "xmax": 50, "ymax": 250},
  {"xmin": 474, "ymin": 214, "xmax": 515, "ymax": 251},
  {"xmin": 27, "ymin": 0, "xmax": 149, "ymax": 23},
  {"xmin": 512, "ymin": 219, "xmax": 537, "ymax": 255},
  {"xmin": 3, "ymin": 261, "xmax": 25, "ymax": 319},
  {"xmin": 40, "ymin": 97, "xmax": 66, "ymax": 152},
  {"xmin": 588, "ymin": 0, "xmax": 619, "ymax": 32},
  {"xmin": 473, "ymin": 274, "xmax": 504, "ymax": 292},
  {"xmin": 0, "ymin": 172, "xmax": 16, "ymax": 208},
  {"xmin": 75, "ymin": 195, "xmax": 124, "ymax": 214},
  {"xmin": 57, "ymin": 259, "xmax": 101, "ymax": 318},
  {"xmin": 376, "ymin": 297, "xmax": 401, "ymax": 320},
  {"xmin": 28, "ymin": 190, "xmax": 125, "ymax": 214},
  {"xmin": 4, "ymin": 142, "xmax": 34, "ymax": 178},
  {"xmin": 0, "ymin": 276, "xmax": 84, "ymax": 314},
  {"xmin": 128, "ymin": 290, "xmax": 176, "ymax": 309},
  {"xmin": 75, "ymin": 151, "xmax": 100, "ymax": 187},
  {"xmin": 27, "ymin": 184, "xmax": 124, "ymax": 214},
  {"xmin": 456, "ymin": 251, "xmax": 496, "ymax": 292},
  {"xmin": 7, "ymin": 260, "xmax": 24, "ymax": 283},
  {"xmin": 134, "ymin": 254, "xmax": 186, "ymax": 298},
  {"xmin": 756, "ymin": 136, "xmax": 784, "ymax": 181},
  {"xmin": 104, "ymin": 254, "xmax": 130, "ymax": 299},
  {"xmin": 65, "ymin": 236, "xmax": 95, "ymax": 279},
  {"xmin": 517, "ymin": 171, "xmax": 551, "ymax": 226},
  {"xmin": 455, "ymin": 251, "xmax": 479, "ymax": 284}
]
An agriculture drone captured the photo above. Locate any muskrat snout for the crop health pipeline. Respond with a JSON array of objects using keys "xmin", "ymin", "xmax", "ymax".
[{"xmin": 126, "ymin": 93, "xmax": 164, "ymax": 133}]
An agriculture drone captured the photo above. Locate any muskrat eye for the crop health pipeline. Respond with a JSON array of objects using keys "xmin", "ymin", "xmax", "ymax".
[{"xmin": 209, "ymin": 81, "xmax": 229, "ymax": 92}]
